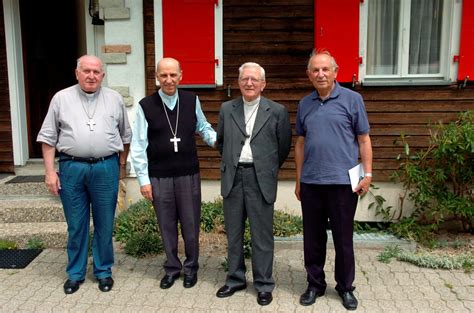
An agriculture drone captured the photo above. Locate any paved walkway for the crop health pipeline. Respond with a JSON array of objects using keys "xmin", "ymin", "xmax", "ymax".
[{"xmin": 0, "ymin": 244, "xmax": 472, "ymax": 312}]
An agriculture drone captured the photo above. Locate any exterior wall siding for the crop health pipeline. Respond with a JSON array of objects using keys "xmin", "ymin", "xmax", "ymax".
[{"xmin": 144, "ymin": 0, "xmax": 474, "ymax": 182}]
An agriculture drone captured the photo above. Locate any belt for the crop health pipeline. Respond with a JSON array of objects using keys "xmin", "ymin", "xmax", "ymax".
[
  {"xmin": 237, "ymin": 162, "xmax": 254, "ymax": 168},
  {"xmin": 59, "ymin": 153, "xmax": 116, "ymax": 163}
]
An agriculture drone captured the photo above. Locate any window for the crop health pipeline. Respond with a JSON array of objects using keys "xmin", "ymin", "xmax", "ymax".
[{"xmin": 359, "ymin": 0, "xmax": 462, "ymax": 85}]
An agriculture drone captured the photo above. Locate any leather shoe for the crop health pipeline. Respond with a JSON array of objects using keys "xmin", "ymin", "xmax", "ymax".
[
  {"xmin": 216, "ymin": 284, "xmax": 247, "ymax": 298},
  {"xmin": 299, "ymin": 288, "xmax": 325, "ymax": 306},
  {"xmin": 160, "ymin": 273, "xmax": 180, "ymax": 289},
  {"xmin": 257, "ymin": 291, "xmax": 273, "ymax": 306},
  {"xmin": 338, "ymin": 291, "xmax": 358, "ymax": 310},
  {"xmin": 98, "ymin": 277, "xmax": 114, "ymax": 292},
  {"xmin": 183, "ymin": 274, "xmax": 197, "ymax": 288},
  {"xmin": 63, "ymin": 279, "xmax": 84, "ymax": 294}
]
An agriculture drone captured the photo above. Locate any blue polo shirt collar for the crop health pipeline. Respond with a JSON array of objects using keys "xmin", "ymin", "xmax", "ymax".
[{"xmin": 311, "ymin": 81, "xmax": 342, "ymax": 102}]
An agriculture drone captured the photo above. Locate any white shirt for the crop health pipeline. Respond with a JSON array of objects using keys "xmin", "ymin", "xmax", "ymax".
[{"xmin": 238, "ymin": 96, "xmax": 260, "ymax": 163}]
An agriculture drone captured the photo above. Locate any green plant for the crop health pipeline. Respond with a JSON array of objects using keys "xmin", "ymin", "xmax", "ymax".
[
  {"xmin": 377, "ymin": 245, "xmax": 402, "ymax": 263},
  {"xmin": 389, "ymin": 217, "xmax": 436, "ymax": 246},
  {"xmin": 26, "ymin": 237, "xmax": 45, "ymax": 249},
  {"xmin": 201, "ymin": 199, "xmax": 225, "ymax": 233},
  {"xmin": 391, "ymin": 111, "xmax": 474, "ymax": 231},
  {"xmin": 273, "ymin": 210, "xmax": 303, "ymax": 237},
  {"xmin": 0, "ymin": 239, "xmax": 18, "ymax": 250},
  {"xmin": 114, "ymin": 199, "xmax": 163, "ymax": 258},
  {"xmin": 397, "ymin": 251, "xmax": 473, "ymax": 272},
  {"xmin": 362, "ymin": 184, "xmax": 394, "ymax": 221}
]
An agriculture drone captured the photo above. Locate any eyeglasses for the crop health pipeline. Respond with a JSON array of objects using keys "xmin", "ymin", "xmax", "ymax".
[{"xmin": 239, "ymin": 77, "xmax": 263, "ymax": 84}]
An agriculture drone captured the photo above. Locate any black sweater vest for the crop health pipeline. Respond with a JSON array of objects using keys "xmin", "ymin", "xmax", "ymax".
[{"xmin": 139, "ymin": 90, "xmax": 199, "ymax": 178}]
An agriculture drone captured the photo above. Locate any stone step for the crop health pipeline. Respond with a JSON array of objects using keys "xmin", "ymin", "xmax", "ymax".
[
  {"xmin": 0, "ymin": 222, "xmax": 67, "ymax": 248},
  {"xmin": 0, "ymin": 196, "xmax": 65, "ymax": 223},
  {"xmin": 0, "ymin": 181, "xmax": 50, "ymax": 197}
]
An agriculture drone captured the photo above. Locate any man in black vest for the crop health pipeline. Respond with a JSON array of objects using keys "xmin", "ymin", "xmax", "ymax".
[{"xmin": 130, "ymin": 57, "xmax": 216, "ymax": 289}]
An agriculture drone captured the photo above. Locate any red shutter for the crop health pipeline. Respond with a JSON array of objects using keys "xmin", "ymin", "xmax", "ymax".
[
  {"xmin": 162, "ymin": 0, "xmax": 215, "ymax": 86},
  {"xmin": 458, "ymin": 0, "xmax": 474, "ymax": 82},
  {"xmin": 314, "ymin": 0, "xmax": 360, "ymax": 83}
]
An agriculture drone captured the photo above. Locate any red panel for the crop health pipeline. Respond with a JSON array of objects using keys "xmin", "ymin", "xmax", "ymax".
[
  {"xmin": 162, "ymin": 0, "xmax": 215, "ymax": 85},
  {"xmin": 458, "ymin": 0, "xmax": 474, "ymax": 81},
  {"xmin": 314, "ymin": 0, "xmax": 360, "ymax": 83}
]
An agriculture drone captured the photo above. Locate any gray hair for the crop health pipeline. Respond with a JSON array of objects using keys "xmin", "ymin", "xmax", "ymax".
[
  {"xmin": 76, "ymin": 55, "xmax": 104, "ymax": 72},
  {"xmin": 238, "ymin": 62, "xmax": 266, "ymax": 81},
  {"xmin": 307, "ymin": 49, "xmax": 338, "ymax": 71}
]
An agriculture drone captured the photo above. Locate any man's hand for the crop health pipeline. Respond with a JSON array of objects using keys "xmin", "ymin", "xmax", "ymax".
[
  {"xmin": 119, "ymin": 164, "xmax": 126, "ymax": 180},
  {"xmin": 355, "ymin": 176, "xmax": 371, "ymax": 196},
  {"xmin": 294, "ymin": 181, "xmax": 301, "ymax": 201},
  {"xmin": 45, "ymin": 171, "xmax": 61, "ymax": 196},
  {"xmin": 140, "ymin": 184, "xmax": 153, "ymax": 201}
]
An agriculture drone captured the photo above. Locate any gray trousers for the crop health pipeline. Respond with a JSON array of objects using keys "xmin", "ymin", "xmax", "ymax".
[
  {"xmin": 223, "ymin": 165, "xmax": 275, "ymax": 292},
  {"xmin": 150, "ymin": 173, "xmax": 201, "ymax": 276}
]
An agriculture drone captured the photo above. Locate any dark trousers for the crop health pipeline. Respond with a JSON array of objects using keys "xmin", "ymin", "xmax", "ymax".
[
  {"xmin": 150, "ymin": 173, "xmax": 201, "ymax": 276},
  {"xmin": 300, "ymin": 183, "xmax": 358, "ymax": 293},
  {"xmin": 59, "ymin": 154, "xmax": 119, "ymax": 281},
  {"xmin": 223, "ymin": 166, "xmax": 275, "ymax": 292}
]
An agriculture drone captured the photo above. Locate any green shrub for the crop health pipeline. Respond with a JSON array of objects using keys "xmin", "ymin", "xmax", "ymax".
[
  {"xmin": 0, "ymin": 239, "xmax": 18, "ymax": 250},
  {"xmin": 201, "ymin": 199, "xmax": 225, "ymax": 233},
  {"xmin": 114, "ymin": 199, "xmax": 163, "ymax": 258},
  {"xmin": 273, "ymin": 210, "xmax": 303, "ymax": 237},
  {"xmin": 123, "ymin": 232, "xmax": 163, "ymax": 258},
  {"xmin": 392, "ymin": 111, "xmax": 474, "ymax": 231}
]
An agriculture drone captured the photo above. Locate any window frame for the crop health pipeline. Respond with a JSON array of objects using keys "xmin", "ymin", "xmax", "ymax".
[{"xmin": 359, "ymin": 0, "xmax": 462, "ymax": 86}]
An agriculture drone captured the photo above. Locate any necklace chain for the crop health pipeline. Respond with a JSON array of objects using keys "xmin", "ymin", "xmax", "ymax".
[
  {"xmin": 162, "ymin": 96, "xmax": 179, "ymax": 137},
  {"xmin": 245, "ymin": 104, "xmax": 259, "ymax": 125},
  {"xmin": 80, "ymin": 93, "xmax": 98, "ymax": 119}
]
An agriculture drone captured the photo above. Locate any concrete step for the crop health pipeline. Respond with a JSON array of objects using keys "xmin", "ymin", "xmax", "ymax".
[
  {"xmin": 0, "ymin": 222, "xmax": 67, "ymax": 248},
  {"xmin": 0, "ymin": 196, "xmax": 64, "ymax": 223},
  {"xmin": 0, "ymin": 181, "xmax": 50, "ymax": 197}
]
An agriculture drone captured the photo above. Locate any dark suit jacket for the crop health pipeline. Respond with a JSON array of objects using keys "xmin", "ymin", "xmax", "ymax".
[{"xmin": 217, "ymin": 96, "xmax": 292, "ymax": 204}]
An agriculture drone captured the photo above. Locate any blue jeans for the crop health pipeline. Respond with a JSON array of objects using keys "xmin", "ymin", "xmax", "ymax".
[{"xmin": 59, "ymin": 154, "xmax": 119, "ymax": 281}]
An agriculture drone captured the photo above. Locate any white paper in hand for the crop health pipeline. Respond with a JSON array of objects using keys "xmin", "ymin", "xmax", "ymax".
[{"xmin": 348, "ymin": 163, "xmax": 364, "ymax": 192}]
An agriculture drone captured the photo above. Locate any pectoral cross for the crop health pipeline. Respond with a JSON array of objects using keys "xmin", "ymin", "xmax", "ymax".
[
  {"xmin": 170, "ymin": 136, "xmax": 181, "ymax": 152},
  {"xmin": 87, "ymin": 119, "xmax": 96, "ymax": 131}
]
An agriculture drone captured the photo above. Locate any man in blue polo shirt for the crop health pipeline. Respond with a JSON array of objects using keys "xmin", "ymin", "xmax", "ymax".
[{"xmin": 294, "ymin": 50, "xmax": 373, "ymax": 311}]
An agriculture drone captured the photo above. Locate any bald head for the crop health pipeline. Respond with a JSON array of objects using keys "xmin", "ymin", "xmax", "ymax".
[{"xmin": 156, "ymin": 57, "xmax": 182, "ymax": 96}]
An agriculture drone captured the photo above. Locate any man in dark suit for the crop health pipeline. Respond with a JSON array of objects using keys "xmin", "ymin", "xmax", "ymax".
[{"xmin": 216, "ymin": 62, "xmax": 292, "ymax": 306}]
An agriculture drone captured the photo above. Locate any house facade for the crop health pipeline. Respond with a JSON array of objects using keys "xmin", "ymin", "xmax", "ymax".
[{"xmin": 1, "ymin": 0, "xmax": 473, "ymax": 217}]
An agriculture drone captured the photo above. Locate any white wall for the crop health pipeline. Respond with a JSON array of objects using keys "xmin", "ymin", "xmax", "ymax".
[{"xmin": 103, "ymin": 0, "xmax": 146, "ymax": 125}]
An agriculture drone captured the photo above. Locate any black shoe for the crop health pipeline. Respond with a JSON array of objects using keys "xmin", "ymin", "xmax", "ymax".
[
  {"xmin": 299, "ymin": 288, "xmax": 325, "ymax": 306},
  {"xmin": 183, "ymin": 274, "xmax": 197, "ymax": 288},
  {"xmin": 338, "ymin": 291, "xmax": 358, "ymax": 310},
  {"xmin": 216, "ymin": 284, "xmax": 247, "ymax": 298},
  {"xmin": 98, "ymin": 277, "xmax": 114, "ymax": 292},
  {"xmin": 63, "ymin": 279, "xmax": 84, "ymax": 294},
  {"xmin": 257, "ymin": 292, "xmax": 273, "ymax": 306},
  {"xmin": 160, "ymin": 273, "xmax": 180, "ymax": 289}
]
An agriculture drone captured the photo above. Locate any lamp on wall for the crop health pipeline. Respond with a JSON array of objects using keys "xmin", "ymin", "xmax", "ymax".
[{"xmin": 89, "ymin": 0, "xmax": 104, "ymax": 25}]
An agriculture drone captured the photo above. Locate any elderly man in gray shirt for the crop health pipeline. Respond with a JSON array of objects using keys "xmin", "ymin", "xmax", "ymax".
[{"xmin": 37, "ymin": 55, "xmax": 132, "ymax": 295}]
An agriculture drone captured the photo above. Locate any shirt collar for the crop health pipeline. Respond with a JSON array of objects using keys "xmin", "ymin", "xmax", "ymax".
[
  {"xmin": 312, "ymin": 81, "xmax": 341, "ymax": 101},
  {"xmin": 243, "ymin": 96, "xmax": 260, "ymax": 107},
  {"xmin": 158, "ymin": 88, "xmax": 178, "ymax": 109}
]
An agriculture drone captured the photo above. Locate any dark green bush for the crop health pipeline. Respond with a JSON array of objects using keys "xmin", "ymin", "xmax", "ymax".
[{"xmin": 114, "ymin": 199, "xmax": 163, "ymax": 257}]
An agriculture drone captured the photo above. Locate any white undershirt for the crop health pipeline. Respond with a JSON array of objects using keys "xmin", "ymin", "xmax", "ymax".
[{"xmin": 238, "ymin": 97, "xmax": 260, "ymax": 163}]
